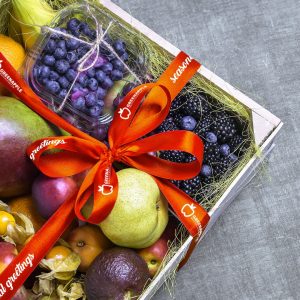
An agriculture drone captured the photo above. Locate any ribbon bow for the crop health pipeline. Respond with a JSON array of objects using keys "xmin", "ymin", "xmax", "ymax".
[{"xmin": 27, "ymin": 79, "xmax": 208, "ymax": 236}]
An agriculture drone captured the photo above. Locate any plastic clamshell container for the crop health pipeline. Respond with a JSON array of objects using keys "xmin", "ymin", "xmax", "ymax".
[{"xmin": 24, "ymin": 3, "xmax": 144, "ymax": 137}]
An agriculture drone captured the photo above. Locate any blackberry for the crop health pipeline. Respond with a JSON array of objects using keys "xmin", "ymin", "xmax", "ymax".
[
  {"xmin": 184, "ymin": 154, "xmax": 196, "ymax": 163},
  {"xmin": 203, "ymin": 142, "xmax": 220, "ymax": 164},
  {"xmin": 211, "ymin": 112, "xmax": 237, "ymax": 143},
  {"xmin": 159, "ymin": 150, "xmax": 185, "ymax": 162},
  {"xmin": 158, "ymin": 117, "xmax": 178, "ymax": 132},
  {"xmin": 170, "ymin": 96, "xmax": 185, "ymax": 113},
  {"xmin": 170, "ymin": 180, "xmax": 181, "ymax": 188},
  {"xmin": 201, "ymin": 176, "xmax": 214, "ymax": 185},
  {"xmin": 212, "ymin": 157, "xmax": 232, "ymax": 178},
  {"xmin": 172, "ymin": 113, "xmax": 183, "ymax": 127},
  {"xmin": 229, "ymin": 134, "xmax": 247, "ymax": 155},
  {"xmin": 194, "ymin": 115, "xmax": 213, "ymax": 137},
  {"xmin": 180, "ymin": 175, "xmax": 201, "ymax": 196}
]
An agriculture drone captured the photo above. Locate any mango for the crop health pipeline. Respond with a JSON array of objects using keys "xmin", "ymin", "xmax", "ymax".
[{"xmin": 0, "ymin": 97, "xmax": 62, "ymax": 198}]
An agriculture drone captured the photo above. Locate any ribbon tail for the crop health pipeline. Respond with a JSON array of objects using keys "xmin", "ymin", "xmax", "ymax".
[
  {"xmin": 0, "ymin": 194, "xmax": 76, "ymax": 300},
  {"xmin": 154, "ymin": 178, "xmax": 210, "ymax": 238}
]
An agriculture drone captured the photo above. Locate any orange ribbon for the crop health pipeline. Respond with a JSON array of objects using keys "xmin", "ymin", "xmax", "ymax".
[{"xmin": 0, "ymin": 51, "xmax": 210, "ymax": 299}]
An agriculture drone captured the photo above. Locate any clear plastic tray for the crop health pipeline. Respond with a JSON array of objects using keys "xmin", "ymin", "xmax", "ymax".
[{"xmin": 24, "ymin": 3, "xmax": 148, "ymax": 140}]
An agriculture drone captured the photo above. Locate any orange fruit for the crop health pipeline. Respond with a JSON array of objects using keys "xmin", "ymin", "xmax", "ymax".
[
  {"xmin": 8, "ymin": 195, "xmax": 45, "ymax": 232},
  {"xmin": 0, "ymin": 34, "xmax": 26, "ymax": 95},
  {"xmin": 46, "ymin": 245, "xmax": 72, "ymax": 261}
]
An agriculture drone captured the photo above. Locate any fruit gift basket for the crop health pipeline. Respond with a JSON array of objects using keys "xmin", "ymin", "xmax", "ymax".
[{"xmin": 0, "ymin": 0, "xmax": 282, "ymax": 299}]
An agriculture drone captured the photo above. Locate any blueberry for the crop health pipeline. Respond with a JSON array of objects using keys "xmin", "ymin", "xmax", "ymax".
[
  {"xmin": 79, "ymin": 22, "xmax": 92, "ymax": 37},
  {"xmin": 206, "ymin": 132, "xmax": 218, "ymax": 143},
  {"xmin": 49, "ymin": 29, "xmax": 60, "ymax": 40},
  {"xmin": 77, "ymin": 73, "xmax": 88, "ymax": 86},
  {"xmin": 66, "ymin": 38, "xmax": 80, "ymax": 50},
  {"xmin": 88, "ymin": 105, "xmax": 102, "ymax": 117},
  {"xmin": 97, "ymin": 99, "xmax": 105, "ymax": 107},
  {"xmin": 229, "ymin": 153, "xmax": 238, "ymax": 162},
  {"xmin": 96, "ymin": 87, "xmax": 106, "ymax": 99},
  {"xmin": 58, "ymin": 89, "xmax": 68, "ymax": 99},
  {"xmin": 85, "ymin": 92, "xmax": 97, "ymax": 107},
  {"xmin": 53, "ymin": 47, "xmax": 67, "ymax": 59},
  {"xmin": 66, "ymin": 51, "xmax": 78, "ymax": 64},
  {"xmin": 95, "ymin": 70, "xmax": 105, "ymax": 83},
  {"xmin": 122, "ymin": 83, "xmax": 136, "ymax": 96},
  {"xmin": 77, "ymin": 45, "xmax": 90, "ymax": 58},
  {"xmin": 55, "ymin": 59, "xmax": 70, "ymax": 74},
  {"xmin": 43, "ymin": 55, "xmax": 55, "ymax": 67},
  {"xmin": 71, "ymin": 90, "xmax": 85, "ymax": 100},
  {"xmin": 200, "ymin": 164, "xmax": 212, "ymax": 177},
  {"xmin": 33, "ymin": 66, "xmax": 39, "ymax": 78},
  {"xmin": 58, "ymin": 76, "xmax": 70, "ymax": 89},
  {"xmin": 100, "ymin": 62, "xmax": 113, "ymax": 74},
  {"xmin": 120, "ymin": 52, "xmax": 129, "ymax": 61},
  {"xmin": 88, "ymin": 29, "xmax": 96, "ymax": 40},
  {"xmin": 87, "ymin": 67, "xmax": 96, "ymax": 78},
  {"xmin": 80, "ymin": 87, "xmax": 89, "ymax": 95},
  {"xmin": 101, "ymin": 77, "xmax": 114, "ymax": 89},
  {"xmin": 91, "ymin": 125, "xmax": 108, "ymax": 140},
  {"xmin": 45, "ymin": 80, "xmax": 60, "ymax": 94},
  {"xmin": 112, "ymin": 59, "xmax": 124, "ymax": 71},
  {"xmin": 49, "ymin": 71, "xmax": 59, "ymax": 81},
  {"xmin": 113, "ymin": 39, "xmax": 126, "ymax": 55},
  {"xmin": 87, "ymin": 78, "xmax": 98, "ymax": 91},
  {"xmin": 67, "ymin": 18, "xmax": 80, "ymax": 32},
  {"xmin": 72, "ymin": 82, "xmax": 81, "ymax": 92},
  {"xmin": 80, "ymin": 22, "xmax": 96, "ymax": 40},
  {"xmin": 66, "ymin": 69, "xmax": 77, "ymax": 82},
  {"xmin": 44, "ymin": 39, "xmax": 56, "ymax": 54},
  {"xmin": 71, "ymin": 96, "xmax": 85, "ymax": 110},
  {"xmin": 111, "ymin": 69, "xmax": 123, "ymax": 81},
  {"xmin": 57, "ymin": 28, "xmax": 68, "ymax": 35},
  {"xmin": 39, "ymin": 77, "xmax": 48, "ymax": 86},
  {"xmin": 57, "ymin": 40, "xmax": 66, "ymax": 50},
  {"xmin": 180, "ymin": 116, "xmax": 197, "ymax": 131},
  {"xmin": 38, "ymin": 65, "xmax": 50, "ymax": 78},
  {"xmin": 220, "ymin": 144, "xmax": 230, "ymax": 156},
  {"xmin": 113, "ymin": 96, "xmax": 123, "ymax": 108}
]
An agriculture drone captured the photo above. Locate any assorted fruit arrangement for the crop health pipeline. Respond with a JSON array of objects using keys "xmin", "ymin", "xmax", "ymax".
[{"xmin": 0, "ymin": 1, "xmax": 252, "ymax": 299}]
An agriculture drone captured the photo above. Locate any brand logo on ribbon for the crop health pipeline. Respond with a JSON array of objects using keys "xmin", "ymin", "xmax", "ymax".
[
  {"xmin": 98, "ymin": 184, "xmax": 114, "ymax": 195},
  {"xmin": 181, "ymin": 203, "xmax": 196, "ymax": 218},
  {"xmin": 118, "ymin": 107, "xmax": 131, "ymax": 119},
  {"xmin": 0, "ymin": 60, "xmax": 2, "ymax": 69}
]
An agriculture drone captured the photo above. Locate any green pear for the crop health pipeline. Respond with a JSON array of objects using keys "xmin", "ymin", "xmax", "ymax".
[{"xmin": 99, "ymin": 168, "xmax": 169, "ymax": 248}]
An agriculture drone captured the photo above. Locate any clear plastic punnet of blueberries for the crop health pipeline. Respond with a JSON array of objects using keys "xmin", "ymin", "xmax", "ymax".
[{"xmin": 24, "ymin": 3, "xmax": 145, "ymax": 141}]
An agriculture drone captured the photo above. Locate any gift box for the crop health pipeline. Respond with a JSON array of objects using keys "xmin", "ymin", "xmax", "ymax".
[{"xmin": 0, "ymin": 1, "xmax": 282, "ymax": 299}]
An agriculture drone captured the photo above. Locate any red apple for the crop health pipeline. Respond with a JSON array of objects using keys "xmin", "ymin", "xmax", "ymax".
[
  {"xmin": 137, "ymin": 216, "xmax": 180, "ymax": 277},
  {"xmin": 32, "ymin": 174, "xmax": 78, "ymax": 219},
  {"xmin": 137, "ymin": 238, "xmax": 168, "ymax": 277}
]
